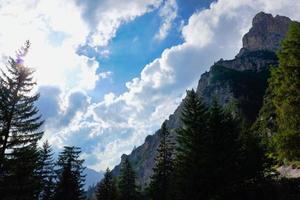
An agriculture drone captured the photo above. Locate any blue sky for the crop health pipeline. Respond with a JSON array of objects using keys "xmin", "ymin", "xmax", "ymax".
[
  {"xmin": 0, "ymin": 0, "xmax": 299, "ymax": 171},
  {"xmin": 78, "ymin": 0, "xmax": 214, "ymax": 101}
]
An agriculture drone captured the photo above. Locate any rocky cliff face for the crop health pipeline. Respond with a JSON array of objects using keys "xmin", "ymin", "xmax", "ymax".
[
  {"xmin": 111, "ymin": 12, "xmax": 292, "ymax": 187},
  {"xmin": 239, "ymin": 12, "xmax": 291, "ymax": 55}
]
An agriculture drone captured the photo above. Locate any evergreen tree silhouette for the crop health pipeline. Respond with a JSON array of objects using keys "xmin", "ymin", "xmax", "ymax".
[
  {"xmin": 0, "ymin": 41, "xmax": 44, "ymax": 199},
  {"xmin": 174, "ymin": 89, "xmax": 209, "ymax": 200},
  {"xmin": 118, "ymin": 157, "xmax": 138, "ymax": 200},
  {"xmin": 39, "ymin": 141, "xmax": 56, "ymax": 200},
  {"xmin": 148, "ymin": 122, "xmax": 174, "ymax": 200},
  {"xmin": 54, "ymin": 146, "xmax": 86, "ymax": 200},
  {"xmin": 96, "ymin": 168, "xmax": 118, "ymax": 200}
]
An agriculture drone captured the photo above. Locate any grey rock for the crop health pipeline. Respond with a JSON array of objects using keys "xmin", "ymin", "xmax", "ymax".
[
  {"xmin": 111, "ymin": 12, "xmax": 292, "ymax": 187},
  {"xmin": 238, "ymin": 12, "xmax": 291, "ymax": 55}
]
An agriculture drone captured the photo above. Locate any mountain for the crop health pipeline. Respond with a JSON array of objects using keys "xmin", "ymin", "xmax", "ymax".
[
  {"xmin": 84, "ymin": 168, "xmax": 103, "ymax": 190},
  {"xmin": 111, "ymin": 12, "xmax": 292, "ymax": 187}
]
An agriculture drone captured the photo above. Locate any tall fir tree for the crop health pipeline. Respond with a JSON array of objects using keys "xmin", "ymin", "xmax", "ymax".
[
  {"xmin": 3, "ymin": 143, "xmax": 42, "ymax": 199},
  {"xmin": 118, "ymin": 157, "xmax": 138, "ymax": 200},
  {"xmin": 96, "ymin": 168, "xmax": 118, "ymax": 200},
  {"xmin": 0, "ymin": 41, "xmax": 44, "ymax": 199},
  {"xmin": 0, "ymin": 40, "xmax": 43, "ymax": 163},
  {"xmin": 54, "ymin": 146, "xmax": 86, "ymax": 200},
  {"xmin": 39, "ymin": 141, "xmax": 56, "ymax": 200},
  {"xmin": 148, "ymin": 122, "xmax": 174, "ymax": 200},
  {"xmin": 199, "ymin": 101, "xmax": 273, "ymax": 199},
  {"xmin": 204, "ymin": 101, "xmax": 244, "ymax": 198},
  {"xmin": 174, "ymin": 89, "xmax": 209, "ymax": 200},
  {"xmin": 270, "ymin": 21, "xmax": 300, "ymax": 161}
]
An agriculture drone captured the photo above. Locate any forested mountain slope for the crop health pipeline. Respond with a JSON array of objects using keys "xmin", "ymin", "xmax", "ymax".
[{"xmin": 111, "ymin": 12, "xmax": 292, "ymax": 187}]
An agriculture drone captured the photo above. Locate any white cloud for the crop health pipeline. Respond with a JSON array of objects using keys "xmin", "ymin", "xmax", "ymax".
[
  {"xmin": 3, "ymin": 0, "xmax": 299, "ymax": 171},
  {"xmin": 0, "ymin": 0, "xmax": 161, "ymax": 91},
  {"xmin": 99, "ymin": 49, "xmax": 110, "ymax": 58},
  {"xmin": 0, "ymin": 0, "xmax": 97, "ymax": 91},
  {"xmin": 98, "ymin": 71, "xmax": 113, "ymax": 80},
  {"xmin": 82, "ymin": 0, "xmax": 300, "ymax": 171},
  {"xmin": 75, "ymin": 0, "xmax": 164, "ymax": 47},
  {"xmin": 154, "ymin": 0, "xmax": 178, "ymax": 41}
]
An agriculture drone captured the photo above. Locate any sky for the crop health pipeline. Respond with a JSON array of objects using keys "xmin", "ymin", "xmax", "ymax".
[{"xmin": 0, "ymin": 0, "xmax": 299, "ymax": 172}]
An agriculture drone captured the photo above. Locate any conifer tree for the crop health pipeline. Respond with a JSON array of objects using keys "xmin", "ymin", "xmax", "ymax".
[
  {"xmin": 0, "ymin": 41, "xmax": 43, "ymax": 164},
  {"xmin": 3, "ymin": 143, "xmax": 42, "ymax": 199},
  {"xmin": 148, "ymin": 122, "xmax": 174, "ymax": 200},
  {"xmin": 204, "ymin": 101, "xmax": 243, "ymax": 198},
  {"xmin": 270, "ymin": 21, "xmax": 300, "ymax": 161},
  {"xmin": 203, "ymin": 101, "xmax": 274, "ymax": 199},
  {"xmin": 96, "ymin": 168, "xmax": 118, "ymax": 200},
  {"xmin": 174, "ymin": 89, "xmax": 209, "ymax": 200},
  {"xmin": 118, "ymin": 157, "xmax": 138, "ymax": 200},
  {"xmin": 54, "ymin": 146, "xmax": 86, "ymax": 200},
  {"xmin": 39, "ymin": 141, "xmax": 56, "ymax": 200},
  {"xmin": 0, "ymin": 41, "xmax": 44, "ymax": 199}
]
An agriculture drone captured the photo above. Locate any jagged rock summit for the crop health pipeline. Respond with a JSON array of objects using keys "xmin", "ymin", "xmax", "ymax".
[
  {"xmin": 239, "ymin": 12, "xmax": 291, "ymax": 55},
  {"xmin": 111, "ymin": 12, "xmax": 293, "ymax": 187}
]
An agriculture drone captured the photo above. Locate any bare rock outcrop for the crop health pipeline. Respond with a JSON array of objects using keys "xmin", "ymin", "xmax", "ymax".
[{"xmin": 111, "ymin": 12, "xmax": 292, "ymax": 187}]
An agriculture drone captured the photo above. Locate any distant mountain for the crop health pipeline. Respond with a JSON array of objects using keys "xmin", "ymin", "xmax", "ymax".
[
  {"xmin": 84, "ymin": 168, "xmax": 103, "ymax": 190},
  {"xmin": 111, "ymin": 12, "xmax": 292, "ymax": 187}
]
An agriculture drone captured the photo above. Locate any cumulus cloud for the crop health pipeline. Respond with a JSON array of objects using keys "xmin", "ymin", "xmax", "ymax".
[
  {"xmin": 74, "ymin": 0, "xmax": 163, "ymax": 46},
  {"xmin": 0, "ymin": 0, "xmax": 102, "ymax": 92},
  {"xmin": 81, "ymin": 0, "xmax": 300, "ymax": 171},
  {"xmin": 154, "ymin": 0, "xmax": 178, "ymax": 41},
  {"xmin": 2, "ymin": 0, "xmax": 299, "ymax": 172},
  {"xmin": 37, "ymin": 86, "xmax": 61, "ymax": 120},
  {"xmin": 98, "ymin": 71, "xmax": 113, "ymax": 80}
]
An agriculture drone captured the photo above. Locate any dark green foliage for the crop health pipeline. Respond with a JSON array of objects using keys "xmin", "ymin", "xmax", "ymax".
[
  {"xmin": 39, "ymin": 141, "xmax": 56, "ymax": 200},
  {"xmin": 0, "ymin": 41, "xmax": 43, "ymax": 162},
  {"xmin": 209, "ymin": 103, "xmax": 278, "ymax": 199},
  {"xmin": 174, "ymin": 90, "xmax": 275, "ymax": 199},
  {"xmin": 54, "ymin": 146, "xmax": 86, "ymax": 200},
  {"xmin": 96, "ymin": 168, "xmax": 118, "ymax": 200},
  {"xmin": 199, "ymin": 101, "xmax": 244, "ymax": 198},
  {"xmin": 270, "ymin": 22, "xmax": 300, "ymax": 161},
  {"xmin": 210, "ymin": 65, "xmax": 270, "ymax": 122},
  {"xmin": 255, "ymin": 22, "xmax": 300, "ymax": 162},
  {"xmin": 0, "ymin": 41, "xmax": 44, "ymax": 199},
  {"xmin": 206, "ymin": 103, "xmax": 275, "ymax": 199},
  {"xmin": 174, "ymin": 89, "xmax": 209, "ymax": 200},
  {"xmin": 2, "ymin": 144, "xmax": 42, "ymax": 200},
  {"xmin": 252, "ymin": 80, "xmax": 278, "ymax": 141},
  {"xmin": 239, "ymin": 128, "xmax": 275, "ymax": 182},
  {"xmin": 148, "ymin": 122, "xmax": 174, "ymax": 200},
  {"xmin": 118, "ymin": 157, "xmax": 138, "ymax": 200},
  {"xmin": 231, "ymin": 177, "xmax": 300, "ymax": 200}
]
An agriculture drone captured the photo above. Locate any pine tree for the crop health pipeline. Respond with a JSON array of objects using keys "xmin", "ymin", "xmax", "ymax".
[
  {"xmin": 174, "ymin": 89, "xmax": 209, "ymax": 200},
  {"xmin": 0, "ymin": 40, "xmax": 43, "ymax": 164},
  {"xmin": 39, "ymin": 141, "xmax": 56, "ymax": 200},
  {"xmin": 118, "ymin": 157, "xmax": 138, "ymax": 200},
  {"xmin": 96, "ymin": 168, "xmax": 118, "ymax": 200},
  {"xmin": 3, "ymin": 143, "xmax": 42, "ymax": 199},
  {"xmin": 270, "ymin": 21, "xmax": 300, "ymax": 161},
  {"xmin": 204, "ymin": 101, "xmax": 244, "ymax": 198},
  {"xmin": 204, "ymin": 101, "xmax": 274, "ymax": 199},
  {"xmin": 148, "ymin": 122, "xmax": 174, "ymax": 200},
  {"xmin": 54, "ymin": 146, "xmax": 86, "ymax": 200},
  {"xmin": 0, "ymin": 41, "xmax": 44, "ymax": 199}
]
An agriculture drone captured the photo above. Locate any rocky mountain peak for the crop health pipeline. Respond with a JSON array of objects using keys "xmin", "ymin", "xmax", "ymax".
[
  {"xmin": 239, "ymin": 12, "xmax": 291, "ymax": 55},
  {"xmin": 111, "ymin": 12, "xmax": 293, "ymax": 187}
]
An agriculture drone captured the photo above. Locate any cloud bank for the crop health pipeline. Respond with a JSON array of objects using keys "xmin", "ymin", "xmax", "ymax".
[{"xmin": 1, "ymin": 0, "xmax": 299, "ymax": 171}]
